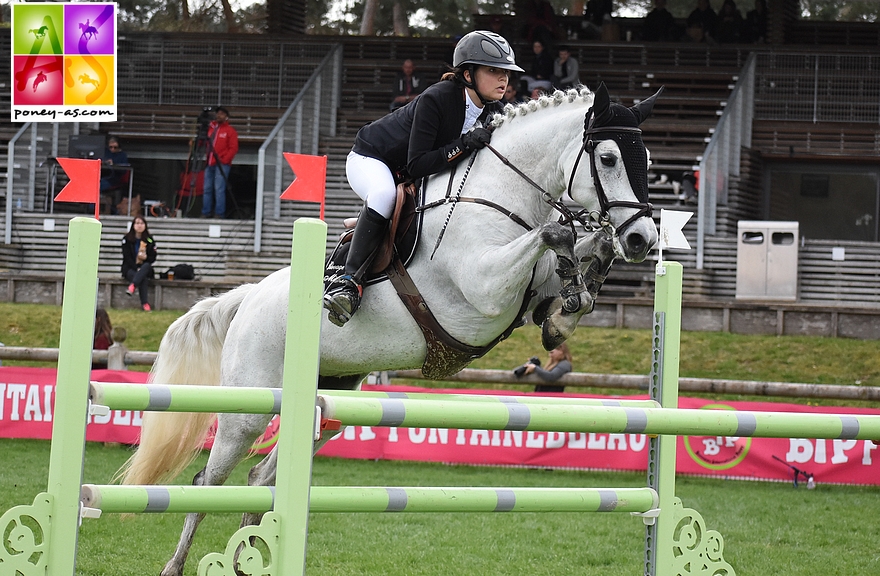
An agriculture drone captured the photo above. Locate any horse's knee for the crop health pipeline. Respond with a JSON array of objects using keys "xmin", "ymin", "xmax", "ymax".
[
  {"xmin": 539, "ymin": 222, "xmax": 575, "ymax": 254},
  {"xmin": 192, "ymin": 468, "xmax": 205, "ymax": 486}
]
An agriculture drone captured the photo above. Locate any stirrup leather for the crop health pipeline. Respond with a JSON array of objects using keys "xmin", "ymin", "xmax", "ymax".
[{"xmin": 323, "ymin": 275, "xmax": 363, "ymax": 327}]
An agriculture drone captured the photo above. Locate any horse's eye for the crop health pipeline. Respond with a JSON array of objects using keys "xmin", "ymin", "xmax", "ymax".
[{"xmin": 600, "ymin": 153, "xmax": 617, "ymax": 167}]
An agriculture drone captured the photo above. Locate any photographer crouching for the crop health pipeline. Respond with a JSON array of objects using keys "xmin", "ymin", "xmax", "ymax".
[{"xmin": 513, "ymin": 343, "xmax": 573, "ymax": 393}]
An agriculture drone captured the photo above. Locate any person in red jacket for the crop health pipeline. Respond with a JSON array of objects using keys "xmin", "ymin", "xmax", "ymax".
[{"xmin": 202, "ymin": 106, "xmax": 239, "ymax": 218}]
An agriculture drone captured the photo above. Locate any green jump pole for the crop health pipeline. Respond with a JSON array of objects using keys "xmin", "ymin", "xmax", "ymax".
[
  {"xmin": 322, "ymin": 389, "xmax": 661, "ymax": 409},
  {"xmin": 274, "ymin": 218, "xmax": 327, "ymax": 576},
  {"xmin": 648, "ymin": 261, "xmax": 684, "ymax": 576},
  {"xmin": 81, "ymin": 484, "xmax": 659, "ymax": 515},
  {"xmin": 92, "ymin": 381, "xmax": 880, "ymax": 439},
  {"xmin": 48, "ymin": 217, "xmax": 102, "ymax": 576},
  {"xmin": 89, "ymin": 382, "xmax": 283, "ymax": 413},
  {"xmin": 88, "ymin": 383, "xmax": 660, "ymax": 412},
  {"xmin": 317, "ymin": 394, "xmax": 880, "ymax": 439}
]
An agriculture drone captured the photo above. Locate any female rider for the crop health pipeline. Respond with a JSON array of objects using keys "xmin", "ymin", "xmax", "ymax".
[{"xmin": 324, "ymin": 30, "xmax": 524, "ymax": 327}]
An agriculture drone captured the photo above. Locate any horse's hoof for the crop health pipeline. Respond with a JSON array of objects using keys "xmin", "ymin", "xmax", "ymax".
[{"xmin": 541, "ymin": 319, "xmax": 567, "ymax": 351}]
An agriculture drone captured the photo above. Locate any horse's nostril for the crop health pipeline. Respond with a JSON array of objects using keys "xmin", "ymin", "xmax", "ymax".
[{"xmin": 627, "ymin": 234, "xmax": 647, "ymax": 255}]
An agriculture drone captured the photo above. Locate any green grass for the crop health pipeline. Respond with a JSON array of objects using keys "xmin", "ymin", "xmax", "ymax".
[
  {"xmin": 4, "ymin": 302, "xmax": 880, "ymax": 386},
  {"xmin": 2, "ymin": 438, "xmax": 878, "ymax": 575},
  {"xmin": 3, "ymin": 302, "xmax": 880, "ymax": 573},
  {"xmin": 0, "ymin": 303, "xmax": 179, "ymax": 370},
  {"xmin": 3, "ymin": 302, "xmax": 880, "ymax": 403}
]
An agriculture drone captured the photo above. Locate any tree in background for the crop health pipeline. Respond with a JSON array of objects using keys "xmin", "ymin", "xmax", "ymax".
[
  {"xmin": 800, "ymin": 0, "xmax": 879, "ymax": 21},
  {"xmin": 114, "ymin": 0, "xmax": 265, "ymax": 32},
  {"xmin": 101, "ymin": 0, "xmax": 880, "ymax": 36}
]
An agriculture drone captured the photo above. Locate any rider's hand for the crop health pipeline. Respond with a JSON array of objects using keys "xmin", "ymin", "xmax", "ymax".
[{"xmin": 462, "ymin": 127, "xmax": 492, "ymax": 150}]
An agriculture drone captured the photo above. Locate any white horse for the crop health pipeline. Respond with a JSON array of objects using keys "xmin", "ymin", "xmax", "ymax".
[{"xmin": 119, "ymin": 84, "xmax": 661, "ymax": 576}]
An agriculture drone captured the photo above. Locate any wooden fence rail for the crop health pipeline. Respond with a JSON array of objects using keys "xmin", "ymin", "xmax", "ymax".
[{"xmin": 1, "ymin": 346, "xmax": 876, "ymax": 402}]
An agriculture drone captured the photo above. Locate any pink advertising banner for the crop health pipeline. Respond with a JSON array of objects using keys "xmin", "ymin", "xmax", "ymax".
[{"xmin": 2, "ymin": 367, "xmax": 878, "ymax": 486}]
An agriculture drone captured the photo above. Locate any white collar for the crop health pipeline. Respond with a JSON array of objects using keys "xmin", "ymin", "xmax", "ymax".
[{"xmin": 462, "ymin": 90, "xmax": 484, "ymax": 134}]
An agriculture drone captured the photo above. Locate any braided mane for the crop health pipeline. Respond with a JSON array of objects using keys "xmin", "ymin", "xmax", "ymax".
[{"xmin": 489, "ymin": 86, "xmax": 595, "ymax": 130}]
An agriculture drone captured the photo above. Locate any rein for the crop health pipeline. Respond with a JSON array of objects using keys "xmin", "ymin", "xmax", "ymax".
[
  {"xmin": 420, "ymin": 122, "xmax": 654, "ymax": 244},
  {"xmin": 483, "ymin": 143, "xmax": 581, "ymax": 239}
]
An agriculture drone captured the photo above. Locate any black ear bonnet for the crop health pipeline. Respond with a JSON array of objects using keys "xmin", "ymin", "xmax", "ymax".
[{"xmin": 585, "ymin": 85, "xmax": 663, "ymax": 205}]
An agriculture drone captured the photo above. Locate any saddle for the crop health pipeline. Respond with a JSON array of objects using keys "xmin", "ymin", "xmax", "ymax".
[
  {"xmin": 324, "ymin": 181, "xmax": 422, "ymax": 287},
  {"xmin": 324, "ymin": 181, "xmax": 532, "ymax": 380}
]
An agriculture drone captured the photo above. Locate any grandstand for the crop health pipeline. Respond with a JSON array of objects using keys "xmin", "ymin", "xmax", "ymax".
[{"xmin": 2, "ymin": 25, "xmax": 880, "ymax": 336}]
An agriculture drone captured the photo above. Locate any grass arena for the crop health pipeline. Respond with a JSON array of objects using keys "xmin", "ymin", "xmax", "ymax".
[{"xmin": 2, "ymin": 217, "xmax": 880, "ymax": 576}]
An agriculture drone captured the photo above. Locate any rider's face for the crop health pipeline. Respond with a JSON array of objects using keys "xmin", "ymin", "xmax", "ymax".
[{"xmin": 472, "ymin": 66, "xmax": 509, "ymax": 102}]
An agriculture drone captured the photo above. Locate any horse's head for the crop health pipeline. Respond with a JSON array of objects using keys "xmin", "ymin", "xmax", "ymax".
[{"xmin": 569, "ymin": 83, "xmax": 661, "ymax": 263}]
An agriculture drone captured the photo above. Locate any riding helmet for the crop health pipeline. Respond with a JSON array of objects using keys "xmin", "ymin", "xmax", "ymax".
[{"xmin": 453, "ymin": 31, "xmax": 524, "ymax": 73}]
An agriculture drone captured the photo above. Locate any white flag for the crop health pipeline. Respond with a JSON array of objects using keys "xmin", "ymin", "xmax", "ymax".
[{"xmin": 659, "ymin": 209, "xmax": 693, "ymax": 250}]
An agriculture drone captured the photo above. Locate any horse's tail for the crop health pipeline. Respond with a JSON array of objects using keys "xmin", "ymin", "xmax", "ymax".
[{"xmin": 116, "ymin": 282, "xmax": 256, "ymax": 486}]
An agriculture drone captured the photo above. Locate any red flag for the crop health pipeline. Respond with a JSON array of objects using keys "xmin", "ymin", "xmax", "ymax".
[
  {"xmin": 281, "ymin": 153, "xmax": 326, "ymax": 220},
  {"xmin": 55, "ymin": 158, "xmax": 101, "ymax": 218}
]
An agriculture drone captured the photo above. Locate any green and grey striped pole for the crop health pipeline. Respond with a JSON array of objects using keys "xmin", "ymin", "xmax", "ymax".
[
  {"xmin": 316, "ymin": 394, "xmax": 880, "ymax": 439},
  {"xmin": 88, "ymin": 383, "xmax": 661, "ymax": 413},
  {"xmin": 81, "ymin": 484, "xmax": 659, "ymax": 515}
]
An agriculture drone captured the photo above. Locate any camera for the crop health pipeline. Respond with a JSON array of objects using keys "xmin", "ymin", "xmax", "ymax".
[
  {"xmin": 513, "ymin": 357, "xmax": 541, "ymax": 377},
  {"xmin": 196, "ymin": 107, "xmax": 215, "ymax": 139}
]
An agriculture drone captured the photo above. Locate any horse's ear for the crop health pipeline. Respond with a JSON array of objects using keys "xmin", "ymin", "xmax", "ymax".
[
  {"xmin": 630, "ymin": 85, "xmax": 665, "ymax": 125},
  {"xmin": 587, "ymin": 82, "xmax": 612, "ymax": 129}
]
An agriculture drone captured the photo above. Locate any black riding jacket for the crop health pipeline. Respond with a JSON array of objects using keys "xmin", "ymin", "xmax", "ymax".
[{"xmin": 352, "ymin": 79, "xmax": 502, "ymax": 179}]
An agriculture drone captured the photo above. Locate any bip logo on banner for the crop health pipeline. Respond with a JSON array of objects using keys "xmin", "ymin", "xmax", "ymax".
[{"xmin": 10, "ymin": 2, "xmax": 117, "ymax": 122}]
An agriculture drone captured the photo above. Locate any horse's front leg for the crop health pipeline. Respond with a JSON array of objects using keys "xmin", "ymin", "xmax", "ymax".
[
  {"xmin": 534, "ymin": 229, "xmax": 616, "ymax": 350},
  {"xmin": 451, "ymin": 222, "xmax": 572, "ymax": 319},
  {"xmin": 579, "ymin": 229, "xmax": 617, "ymax": 307}
]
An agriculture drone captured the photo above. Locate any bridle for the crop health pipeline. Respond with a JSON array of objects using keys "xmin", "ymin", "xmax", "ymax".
[
  {"xmin": 565, "ymin": 120, "xmax": 654, "ymax": 238},
  {"xmin": 419, "ymin": 107, "xmax": 654, "ymax": 253},
  {"xmin": 481, "ymin": 111, "xmax": 654, "ymax": 242}
]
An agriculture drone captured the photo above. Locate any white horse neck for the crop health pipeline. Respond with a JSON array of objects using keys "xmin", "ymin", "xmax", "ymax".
[{"xmin": 479, "ymin": 91, "xmax": 595, "ymax": 201}]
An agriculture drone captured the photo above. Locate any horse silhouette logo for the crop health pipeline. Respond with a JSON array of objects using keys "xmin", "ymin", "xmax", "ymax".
[
  {"xmin": 33, "ymin": 71, "xmax": 48, "ymax": 92},
  {"xmin": 79, "ymin": 19, "xmax": 99, "ymax": 40},
  {"xmin": 78, "ymin": 73, "xmax": 99, "ymax": 89},
  {"xmin": 29, "ymin": 26, "xmax": 49, "ymax": 39}
]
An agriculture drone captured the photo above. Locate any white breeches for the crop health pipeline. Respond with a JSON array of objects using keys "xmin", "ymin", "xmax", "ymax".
[{"xmin": 346, "ymin": 151, "xmax": 397, "ymax": 219}]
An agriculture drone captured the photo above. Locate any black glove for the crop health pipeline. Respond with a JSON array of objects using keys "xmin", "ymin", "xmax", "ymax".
[{"xmin": 462, "ymin": 127, "xmax": 492, "ymax": 150}]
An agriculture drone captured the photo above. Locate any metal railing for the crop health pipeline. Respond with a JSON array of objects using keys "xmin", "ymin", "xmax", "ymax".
[
  {"xmin": 696, "ymin": 53, "xmax": 756, "ymax": 269},
  {"xmin": 117, "ymin": 35, "xmax": 338, "ymax": 108},
  {"xmin": 754, "ymin": 52, "xmax": 880, "ymax": 124},
  {"xmin": 695, "ymin": 50, "xmax": 880, "ymax": 269},
  {"xmin": 3, "ymin": 122, "xmax": 88, "ymax": 244},
  {"xmin": 254, "ymin": 44, "xmax": 342, "ymax": 252}
]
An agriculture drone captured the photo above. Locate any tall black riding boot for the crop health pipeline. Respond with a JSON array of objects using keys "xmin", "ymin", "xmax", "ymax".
[{"xmin": 323, "ymin": 207, "xmax": 389, "ymax": 326}]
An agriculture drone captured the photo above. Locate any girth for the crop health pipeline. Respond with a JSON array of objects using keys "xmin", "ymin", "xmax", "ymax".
[
  {"xmin": 385, "ymin": 256, "xmax": 535, "ymax": 380},
  {"xmin": 326, "ymin": 175, "xmax": 538, "ymax": 379}
]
